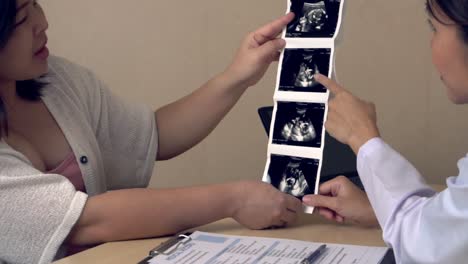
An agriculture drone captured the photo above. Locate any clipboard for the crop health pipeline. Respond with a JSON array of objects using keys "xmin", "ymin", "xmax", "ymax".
[
  {"xmin": 138, "ymin": 232, "xmax": 193, "ymax": 264},
  {"xmin": 137, "ymin": 231, "xmax": 396, "ymax": 264}
]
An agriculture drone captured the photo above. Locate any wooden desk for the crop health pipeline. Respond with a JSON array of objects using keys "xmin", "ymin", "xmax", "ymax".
[
  {"xmin": 54, "ymin": 214, "xmax": 385, "ymax": 264},
  {"xmin": 54, "ymin": 184, "xmax": 445, "ymax": 264}
]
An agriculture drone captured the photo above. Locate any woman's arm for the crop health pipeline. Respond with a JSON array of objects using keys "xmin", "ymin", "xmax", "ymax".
[
  {"xmin": 155, "ymin": 13, "xmax": 294, "ymax": 160},
  {"xmin": 67, "ymin": 180, "xmax": 302, "ymax": 246}
]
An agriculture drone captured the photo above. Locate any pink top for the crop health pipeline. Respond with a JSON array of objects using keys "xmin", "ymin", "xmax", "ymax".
[
  {"xmin": 47, "ymin": 152, "xmax": 89, "ymax": 256},
  {"xmin": 47, "ymin": 152, "xmax": 86, "ymax": 193}
]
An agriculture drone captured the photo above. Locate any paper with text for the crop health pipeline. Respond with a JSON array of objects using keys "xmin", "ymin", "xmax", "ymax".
[{"xmin": 147, "ymin": 231, "xmax": 388, "ymax": 264}]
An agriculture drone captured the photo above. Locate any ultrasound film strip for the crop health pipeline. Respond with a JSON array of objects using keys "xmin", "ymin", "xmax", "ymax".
[{"xmin": 262, "ymin": 0, "xmax": 346, "ymax": 214}]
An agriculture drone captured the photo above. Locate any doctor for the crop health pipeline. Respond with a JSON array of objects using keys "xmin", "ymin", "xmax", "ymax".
[{"xmin": 303, "ymin": 0, "xmax": 468, "ymax": 263}]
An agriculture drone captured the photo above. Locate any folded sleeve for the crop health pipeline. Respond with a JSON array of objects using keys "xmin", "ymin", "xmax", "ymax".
[
  {"xmin": 83, "ymin": 72, "xmax": 158, "ymax": 190},
  {"xmin": 358, "ymin": 138, "xmax": 468, "ymax": 263},
  {"xmin": 0, "ymin": 144, "xmax": 87, "ymax": 264}
]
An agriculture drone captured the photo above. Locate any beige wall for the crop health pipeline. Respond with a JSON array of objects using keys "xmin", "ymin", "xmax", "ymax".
[{"xmin": 41, "ymin": 0, "xmax": 468, "ymax": 186}]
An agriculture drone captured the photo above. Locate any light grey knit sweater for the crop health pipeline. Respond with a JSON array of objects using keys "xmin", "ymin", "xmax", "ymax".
[{"xmin": 0, "ymin": 56, "xmax": 158, "ymax": 264}]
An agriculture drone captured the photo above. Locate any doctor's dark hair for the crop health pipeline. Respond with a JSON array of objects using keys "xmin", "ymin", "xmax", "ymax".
[
  {"xmin": 426, "ymin": 0, "xmax": 468, "ymax": 43},
  {"xmin": 0, "ymin": 0, "xmax": 47, "ymax": 138}
]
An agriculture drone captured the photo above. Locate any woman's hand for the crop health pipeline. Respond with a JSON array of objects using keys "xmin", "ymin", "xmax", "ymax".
[
  {"xmin": 223, "ymin": 13, "xmax": 295, "ymax": 88},
  {"xmin": 155, "ymin": 13, "xmax": 294, "ymax": 160},
  {"xmin": 303, "ymin": 176, "xmax": 379, "ymax": 227},
  {"xmin": 232, "ymin": 180, "xmax": 303, "ymax": 229},
  {"xmin": 315, "ymin": 74, "xmax": 380, "ymax": 153}
]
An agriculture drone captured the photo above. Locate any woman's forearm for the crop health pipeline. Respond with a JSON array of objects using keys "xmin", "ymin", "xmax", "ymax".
[
  {"xmin": 155, "ymin": 72, "xmax": 246, "ymax": 160},
  {"xmin": 67, "ymin": 182, "xmax": 242, "ymax": 246}
]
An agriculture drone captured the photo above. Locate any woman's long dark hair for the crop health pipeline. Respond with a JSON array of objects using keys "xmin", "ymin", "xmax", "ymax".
[
  {"xmin": 427, "ymin": 0, "xmax": 468, "ymax": 43},
  {"xmin": 0, "ymin": 0, "xmax": 47, "ymax": 138}
]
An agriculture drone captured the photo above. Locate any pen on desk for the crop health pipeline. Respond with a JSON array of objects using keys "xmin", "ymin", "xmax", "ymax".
[{"xmin": 300, "ymin": 244, "xmax": 327, "ymax": 264}]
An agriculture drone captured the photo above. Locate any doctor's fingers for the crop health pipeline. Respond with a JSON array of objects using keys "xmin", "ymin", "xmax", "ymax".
[
  {"xmin": 318, "ymin": 176, "xmax": 350, "ymax": 196},
  {"xmin": 329, "ymin": 91, "xmax": 376, "ymax": 121},
  {"xmin": 303, "ymin": 194, "xmax": 340, "ymax": 213},
  {"xmin": 326, "ymin": 102, "xmax": 351, "ymax": 123},
  {"xmin": 328, "ymin": 98, "xmax": 345, "ymax": 113},
  {"xmin": 317, "ymin": 207, "xmax": 345, "ymax": 223},
  {"xmin": 325, "ymin": 112, "xmax": 351, "ymax": 144},
  {"xmin": 315, "ymin": 74, "xmax": 348, "ymax": 96},
  {"xmin": 328, "ymin": 94, "xmax": 356, "ymax": 117}
]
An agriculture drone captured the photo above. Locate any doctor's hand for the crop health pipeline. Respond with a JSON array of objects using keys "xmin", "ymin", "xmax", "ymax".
[
  {"xmin": 223, "ymin": 13, "xmax": 294, "ymax": 88},
  {"xmin": 302, "ymin": 176, "xmax": 379, "ymax": 227},
  {"xmin": 231, "ymin": 180, "xmax": 302, "ymax": 230},
  {"xmin": 314, "ymin": 74, "xmax": 380, "ymax": 154}
]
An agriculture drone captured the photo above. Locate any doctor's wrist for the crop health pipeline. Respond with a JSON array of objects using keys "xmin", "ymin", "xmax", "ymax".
[{"xmin": 348, "ymin": 130, "xmax": 380, "ymax": 154}]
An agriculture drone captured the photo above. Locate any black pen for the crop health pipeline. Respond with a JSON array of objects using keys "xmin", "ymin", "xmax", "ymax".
[{"xmin": 300, "ymin": 244, "xmax": 327, "ymax": 264}]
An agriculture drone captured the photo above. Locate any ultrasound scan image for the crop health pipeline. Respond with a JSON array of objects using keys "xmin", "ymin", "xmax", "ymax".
[
  {"xmin": 294, "ymin": 55, "xmax": 319, "ymax": 87},
  {"xmin": 286, "ymin": 0, "xmax": 342, "ymax": 38},
  {"xmin": 296, "ymin": 2, "xmax": 328, "ymax": 32},
  {"xmin": 281, "ymin": 109, "xmax": 316, "ymax": 142},
  {"xmin": 279, "ymin": 49, "xmax": 330, "ymax": 93},
  {"xmin": 267, "ymin": 155, "xmax": 320, "ymax": 198},
  {"xmin": 273, "ymin": 102, "xmax": 325, "ymax": 148}
]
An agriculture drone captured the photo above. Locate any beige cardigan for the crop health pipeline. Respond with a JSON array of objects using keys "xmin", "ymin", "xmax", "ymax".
[{"xmin": 0, "ymin": 56, "xmax": 158, "ymax": 264}]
